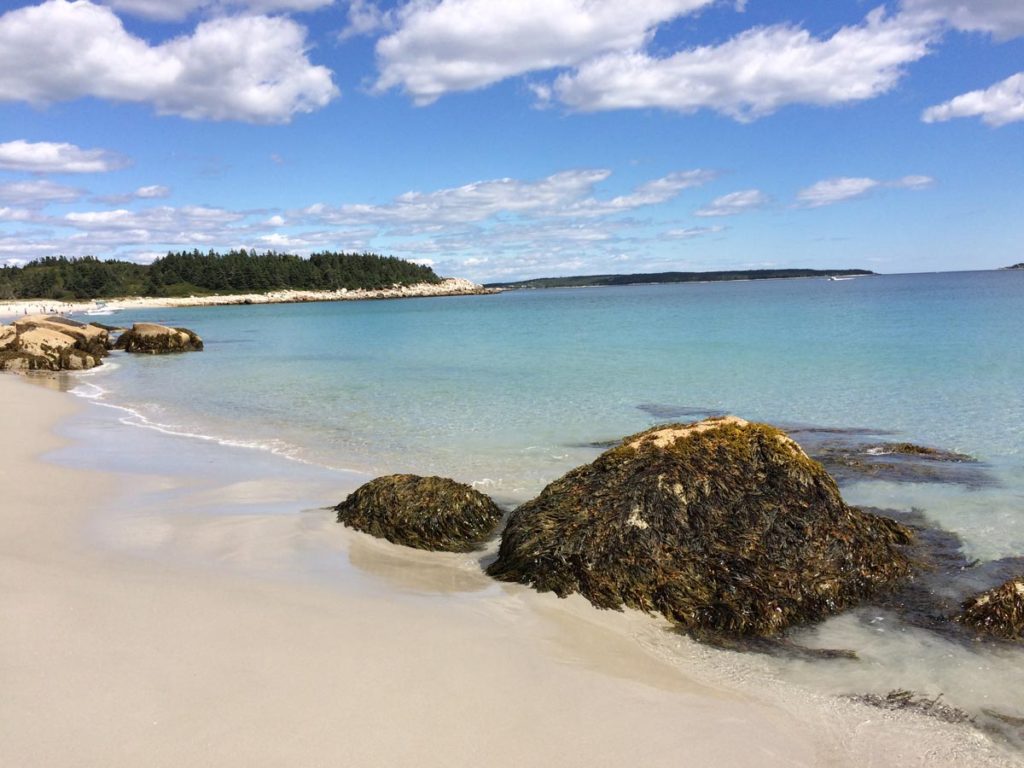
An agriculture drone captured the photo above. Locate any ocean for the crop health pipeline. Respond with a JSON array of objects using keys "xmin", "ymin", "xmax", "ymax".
[{"xmin": 59, "ymin": 269, "xmax": 1024, "ymax": 743}]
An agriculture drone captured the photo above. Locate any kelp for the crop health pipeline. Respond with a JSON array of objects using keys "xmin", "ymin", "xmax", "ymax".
[
  {"xmin": 849, "ymin": 690, "xmax": 973, "ymax": 725},
  {"xmin": 115, "ymin": 323, "xmax": 203, "ymax": 354},
  {"xmin": 957, "ymin": 577, "xmax": 1024, "ymax": 640},
  {"xmin": 488, "ymin": 416, "xmax": 914, "ymax": 638},
  {"xmin": 336, "ymin": 474, "xmax": 503, "ymax": 552}
]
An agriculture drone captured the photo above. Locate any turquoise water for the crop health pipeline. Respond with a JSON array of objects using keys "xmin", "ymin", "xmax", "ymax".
[
  {"xmin": 63, "ymin": 269, "xmax": 1024, "ymax": 742},
  {"xmin": 76, "ymin": 270, "xmax": 1024, "ymax": 499}
]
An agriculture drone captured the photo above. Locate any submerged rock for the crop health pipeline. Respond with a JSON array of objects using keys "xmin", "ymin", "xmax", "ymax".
[
  {"xmin": 804, "ymin": 437, "xmax": 987, "ymax": 487},
  {"xmin": 957, "ymin": 577, "xmax": 1024, "ymax": 640},
  {"xmin": 115, "ymin": 323, "xmax": 203, "ymax": 354},
  {"xmin": 0, "ymin": 315, "xmax": 106, "ymax": 371},
  {"xmin": 488, "ymin": 416, "xmax": 914, "ymax": 638},
  {"xmin": 335, "ymin": 474, "xmax": 503, "ymax": 552}
]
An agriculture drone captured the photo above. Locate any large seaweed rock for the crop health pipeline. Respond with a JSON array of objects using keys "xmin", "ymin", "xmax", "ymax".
[
  {"xmin": 115, "ymin": 323, "xmax": 203, "ymax": 354},
  {"xmin": 336, "ymin": 474, "xmax": 503, "ymax": 552},
  {"xmin": 956, "ymin": 577, "xmax": 1024, "ymax": 640},
  {"xmin": 488, "ymin": 416, "xmax": 914, "ymax": 638},
  {"xmin": 0, "ymin": 315, "xmax": 106, "ymax": 371}
]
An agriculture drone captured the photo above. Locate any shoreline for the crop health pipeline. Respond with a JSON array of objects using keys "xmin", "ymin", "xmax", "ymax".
[
  {"xmin": 0, "ymin": 277, "xmax": 498, "ymax": 321},
  {"xmin": 1, "ymin": 374, "xmax": 1018, "ymax": 766}
]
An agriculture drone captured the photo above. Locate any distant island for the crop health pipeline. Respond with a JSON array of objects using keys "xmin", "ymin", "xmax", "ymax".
[
  {"xmin": 0, "ymin": 251, "xmax": 442, "ymax": 301},
  {"xmin": 1003, "ymin": 263, "xmax": 1024, "ymax": 270},
  {"xmin": 485, "ymin": 268, "xmax": 874, "ymax": 290}
]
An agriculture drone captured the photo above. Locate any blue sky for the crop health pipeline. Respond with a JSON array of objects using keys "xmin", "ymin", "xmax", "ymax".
[{"xmin": 0, "ymin": 0, "xmax": 1021, "ymax": 281}]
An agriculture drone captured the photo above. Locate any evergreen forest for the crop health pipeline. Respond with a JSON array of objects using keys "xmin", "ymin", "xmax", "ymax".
[{"xmin": 0, "ymin": 250, "xmax": 441, "ymax": 300}]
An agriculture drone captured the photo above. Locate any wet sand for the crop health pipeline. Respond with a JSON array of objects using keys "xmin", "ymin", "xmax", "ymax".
[{"xmin": 0, "ymin": 374, "xmax": 1016, "ymax": 767}]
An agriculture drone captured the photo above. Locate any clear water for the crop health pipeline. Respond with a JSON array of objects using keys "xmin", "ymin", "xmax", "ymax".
[{"xmin": 65, "ymin": 270, "xmax": 1024, "ymax": 740}]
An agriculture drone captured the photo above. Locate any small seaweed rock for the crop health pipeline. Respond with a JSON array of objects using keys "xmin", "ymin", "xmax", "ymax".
[
  {"xmin": 488, "ymin": 416, "xmax": 914, "ymax": 638},
  {"xmin": 335, "ymin": 474, "xmax": 503, "ymax": 552},
  {"xmin": 115, "ymin": 323, "xmax": 203, "ymax": 354},
  {"xmin": 957, "ymin": 577, "xmax": 1024, "ymax": 640}
]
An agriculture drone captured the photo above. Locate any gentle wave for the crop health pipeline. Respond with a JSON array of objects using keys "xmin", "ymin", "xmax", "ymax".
[{"xmin": 69, "ymin": 384, "xmax": 362, "ymax": 475}]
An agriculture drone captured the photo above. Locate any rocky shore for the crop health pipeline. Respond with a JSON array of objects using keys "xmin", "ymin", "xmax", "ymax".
[{"xmin": 0, "ymin": 277, "xmax": 498, "ymax": 320}]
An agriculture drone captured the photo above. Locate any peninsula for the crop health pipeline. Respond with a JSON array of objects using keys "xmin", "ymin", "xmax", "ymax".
[{"xmin": 486, "ymin": 268, "xmax": 873, "ymax": 290}]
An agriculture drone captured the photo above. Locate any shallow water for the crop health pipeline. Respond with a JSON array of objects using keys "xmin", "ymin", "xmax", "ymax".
[{"xmin": 61, "ymin": 269, "xmax": 1024, "ymax": 749}]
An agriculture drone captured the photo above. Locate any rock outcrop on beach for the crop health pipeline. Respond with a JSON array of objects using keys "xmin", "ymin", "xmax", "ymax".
[
  {"xmin": 336, "ymin": 474, "xmax": 503, "ymax": 552},
  {"xmin": 956, "ymin": 577, "xmax": 1024, "ymax": 640},
  {"xmin": 115, "ymin": 323, "xmax": 203, "ymax": 354},
  {"xmin": 487, "ymin": 416, "xmax": 914, "ymax": 638},
  {"xmin": 0, "ymin": 315, "xmax": 108, "ymax": 371}
]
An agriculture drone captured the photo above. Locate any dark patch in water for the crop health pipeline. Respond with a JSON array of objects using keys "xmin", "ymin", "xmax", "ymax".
[
  {"xmin": 798, "ymin": 434, "xmax": 991, "ymax": 488},
  {"xmin": 564, "ymin": 439, "xmax": 622, "ymax": 450},
  {"xmin": 636, "ymin": 403, "xmax": 726, "ymax": 420},
  {"xmin": 690, "ymin": 632, "xmax": 858, "ymax": 661},
  {"xmin": 847, "ymin": 689, "xmax": 973, "ymax": 724}
]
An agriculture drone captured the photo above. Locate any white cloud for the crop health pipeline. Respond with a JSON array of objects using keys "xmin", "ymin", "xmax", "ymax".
[
  {"xmin": 102, "ymin": 0, "xmax": 334, "ymax": 22},
  {"xmin": 663, "ymin": 225, "xmax": 724, "ymax": 239},
  {"xmin": 304, "ymin": 168, "xmax": 713, "ymax": 227},
  {"xmin": 135, "ymin": 185, "xmax": 171, "ymax": 198},
  {"xmin": 796, "ymin": 178, "xmax": 881, "ymax": 207},
  {"xmin": 795, "ymin": 175, "xmax": 934, "ymax": 207},
  {"xmin": 0, "ymin": 0, "xmax": 338, "ymax": 123},
  {"xmin": 922, "ymin": 72, "xmax": 1024, "ymax": 126},
  {"xmin": 552, "ymin": 9, "xmax": 936, "ymax": 120},
  {"xmin": 695, "ymin": 189, "xmax": 768, "ymax": 217},
  {"xmin": 374, "ymin": 0, "xmax": 717, "ymax": 104},
  {"xmin": 892, "ymin": 174, "xmax": 936, "ymax": 189},
  {"xmin": 0, "ymin": 179, "xmax": 83, "ymax": 206},
  {"xmin": 902, "ymin": 0, "xmax": 1024, "ymax": 40},
  {"xmin": 0, "ymin": 140, "xmax": 127, "ymax": 173},
  {"xmin": 5, "ymin": 167, "xmax": 722, "ymax": 280},
  {"xmin": 340, "ymin": 0, "xmax": 392, "ymax": 40}
]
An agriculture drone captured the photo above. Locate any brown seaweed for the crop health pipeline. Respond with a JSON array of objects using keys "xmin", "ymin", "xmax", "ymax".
[
  {"xmin": 336, "ymin": 474, "xmax": 504, "ymax": 552},
  {"xmin": 488, "ymin": 417, "xmax": 914, "ymax": 638},
  {"xmin": 956, "ymin": 577, "xmax": 1024, "ymax": 640}
]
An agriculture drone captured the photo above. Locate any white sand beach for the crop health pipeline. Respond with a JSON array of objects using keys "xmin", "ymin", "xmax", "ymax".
[
  {"xmin": 0, "ymin": 278, "xmax": 495, "ymax": 321},
  {"xmin": 0, "ymin": 374, "xmax": 1016, "ymax": 767}
]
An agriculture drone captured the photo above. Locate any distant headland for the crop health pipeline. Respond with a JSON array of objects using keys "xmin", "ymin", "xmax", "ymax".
[
  {"xmin": 1002, "ymin": 263, "xmax": 1024, "ymax": 270},
  {"xmin": 485, "ymin": 268, "xmax": 874, "ymax": 290}
]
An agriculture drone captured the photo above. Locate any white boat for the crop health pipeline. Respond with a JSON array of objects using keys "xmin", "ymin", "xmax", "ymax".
[
  {"xmin": 85, "ymin": 301, "xmax": 115, "ymax": 316},
  {"xmin": 828, "ymin": 276, "xmax": 855, "ymax": 281}
]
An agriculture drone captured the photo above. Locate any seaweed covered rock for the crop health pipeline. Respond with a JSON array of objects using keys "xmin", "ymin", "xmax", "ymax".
[
  {"xmin": 0, "ymin": 316, "xmax": 106, "ymax": 371},
  {"xmin": 336, "ymin": 474, "xmax": 503, "ymax": 552},
  {"xmin": 115, "ymin": 323, "xmax": 203, "ymax": 354},
  {"xmin": 488, "ymin": 416, "xmax": 914, "ymax": 638},
  {"xmin": 956, "ymin": 577, "xmax": 1024, "ymax": 640}
]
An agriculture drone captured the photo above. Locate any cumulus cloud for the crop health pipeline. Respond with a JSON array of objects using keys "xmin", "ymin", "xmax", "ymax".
[
  {"xmin": 922, "ymin": 72, "xmax": 1024, "ymax": 126},
  {"xmin": 373, "ymin": 0, "xmax": 717, "ymax": 103},
  {"xmin": 795, "ymin": 175, "xmax": 934, "ymax": 207},
  {"xmin": 552, "ymin": 9, "xmax": 936, "ymax": 119},
  {"xmin": 0, "ymin": 140, "xmax": 128, "ymax": 173},
  {"xmin": 0, "ymin": 179, "xmax": 83, "ymax": 206},
  {"xmin": 0, "ymin": 0, "xmax": 338, "ymax": 123},
  {"xmin": 902, "ymin": 0, "xmax": 1024, "ymax": 40},
  {"xmin": 695, "ymin": 189, "xmax": 768, "ymax": 217},
  {"xmin": 102, "ymin": 0, "xmax": 334, "ymax": 22}
]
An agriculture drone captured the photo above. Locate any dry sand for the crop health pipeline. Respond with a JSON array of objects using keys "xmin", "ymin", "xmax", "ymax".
[
  {"xmin": 0, "ymin": 278, "xmax": 496, "ymax": 322},
  {"xmin": 0, "ymin": 375, "xmax": 1016, "ymax": 767}
]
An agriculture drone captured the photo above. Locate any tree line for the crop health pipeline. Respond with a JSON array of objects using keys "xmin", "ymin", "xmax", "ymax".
[{"xmin": 0, "ymin": 250, "xmax": 441, "ymax": 300}]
